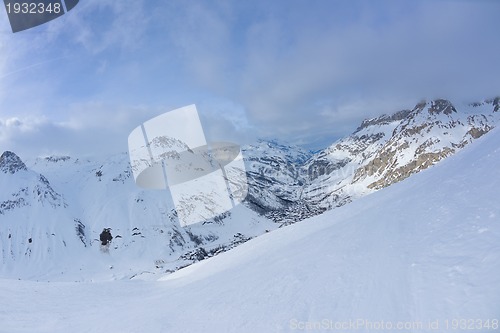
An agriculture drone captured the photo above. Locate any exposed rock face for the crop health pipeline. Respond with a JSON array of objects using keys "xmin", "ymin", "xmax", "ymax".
[
  {"xmin": 349, "ymin": 99, "xmax": 497, "ymax": 191},
  {"xmin": 306, "ymin": 157, "xmax": 350, "ymax": 182},
  {"xmin": 242, "ymin": 140, "xmax": 310, "ymax": 213},
  {"xmin": 488, "ymin": 97, "xmax": 499, "ymax": 112},
  {"xmin": 0, "ymin": 151, "xmax": 27, "ymax": 174},
  {"xmin": 246, "ymin": 98, "xmax": 499, "ymax": 223},
  {"xmin": 428, "ymin": 99, "xmax": 457, "ymax": 115},
  {"xmin": 362, "ymin": 148, "xmax": 455, "ymax": 190},
  {"xmin": 355, "ymin": 109, "xmax": 413, "ymax": 132},
  {"xmin": 0, "ymin": 153, "xmax": 66, "ymax": 215}
]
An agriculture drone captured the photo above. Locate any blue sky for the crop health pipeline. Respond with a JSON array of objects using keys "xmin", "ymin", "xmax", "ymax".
[{"xmin": 0, "ymin": 0, "xmax": 499, "ymax": 156}]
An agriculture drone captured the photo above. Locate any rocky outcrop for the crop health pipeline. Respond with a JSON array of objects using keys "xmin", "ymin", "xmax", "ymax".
[
  {"xmin": 428, "ymin": 99, "xmax": 457, "ymax": 115},
  {"xmin": 355, "ymin": 109, "xmax": 412, "ymax": 132},
  {"xmin": 0, "ymin": 151, "xmax": 27, "ymax": 174},
  {"xmin": 245, "ymin": 98, "xmax": 498, "ymax": 224},
  {"xmin": 0, "ymin": 152, "xmax": 66, "ymax": 215}
]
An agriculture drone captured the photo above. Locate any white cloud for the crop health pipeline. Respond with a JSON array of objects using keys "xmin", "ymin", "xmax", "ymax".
[
  {"xmin": 0, "ymin": 103, "xmax": 149, "ymax": 157},
  {"xmin": 237, "ymin": 1, "xmax": 500, "ymax": 146},
  {"xmin": 1, "ymin": 0, "xmax": 500, "ymax": 155}
]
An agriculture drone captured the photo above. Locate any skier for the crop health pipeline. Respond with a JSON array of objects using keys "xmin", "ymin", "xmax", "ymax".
[{"xmin": 100, "ymin": 228, "xmax": 113, "ymax": 246}]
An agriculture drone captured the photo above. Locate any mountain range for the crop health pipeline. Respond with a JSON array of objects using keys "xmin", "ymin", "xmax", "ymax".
[
  {"xmin": 1, "ymin": 99, "xmax": 499, "ymax": 332},
  {"xmin": 247, "ymin": 98, "xmax": 499, "ymax": 223},
  {"xmin": 0, "ymin": 97, "xmax": 498, "ymax": 279}
]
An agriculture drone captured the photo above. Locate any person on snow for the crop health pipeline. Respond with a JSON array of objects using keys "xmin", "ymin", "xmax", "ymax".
[{"xmin": 100, "ymin": 228, "xmax": 113, "ymax": 246}]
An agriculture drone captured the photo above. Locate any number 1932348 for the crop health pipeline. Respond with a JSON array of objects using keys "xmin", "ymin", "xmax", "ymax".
[
  {"xmin": 5, "ymin": 2, "xmax": 61, "ymax": 14},
  {"xmin": 443, "ymin": 319, "xmax": 499, "ymax": 330}
]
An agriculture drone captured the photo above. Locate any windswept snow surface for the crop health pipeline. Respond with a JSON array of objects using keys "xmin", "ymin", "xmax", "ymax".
[{"xmin": 1, "ymin": 129, "xmax": 500, "ymax": 332}]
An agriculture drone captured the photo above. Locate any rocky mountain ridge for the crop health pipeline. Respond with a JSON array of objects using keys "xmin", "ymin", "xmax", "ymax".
[
  {"xmin": 1, "ymin": 97, "xmax": 499, "ymax": 279},
  {"xmin": 251, "ymin": 98, "xmax": 500, "ymax": 223}
]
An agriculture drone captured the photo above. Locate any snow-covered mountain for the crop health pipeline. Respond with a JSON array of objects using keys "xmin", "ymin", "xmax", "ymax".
[
  {"xmin": 243, "ymin": 139, "xmax": 311, "ymax": 213},
  {"xmin": 263, "ymin": 98, "xmax": 500, "ymax": 223},
  {"xmin": 0, "ymin": 97, "xmax": 499, "ymax": 279},
  {"xmin": 0, "ymin": 151, "xmax": 83, "ymax": 278},
  {"xmin": 1, "ymin": 151, "xmax": 276, "ymax": 279},
  {"xmin": 1, "ymin": 107, "xmax": 499, "ymax": 333}
]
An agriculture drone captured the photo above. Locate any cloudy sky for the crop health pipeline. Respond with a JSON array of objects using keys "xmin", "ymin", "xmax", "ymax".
[{"xmin": 0, "ymin": 0, "xmax": 499, "ymax": 157}]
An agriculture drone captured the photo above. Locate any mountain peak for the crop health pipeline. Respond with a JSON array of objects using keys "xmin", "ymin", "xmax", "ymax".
[
  {"xmin": 428, "ymin": 99, "xmax": 457, "ymax": 115},
  {"xmin": 0, "ymin": 151, "xmax": 27, "ymax": 174},
  {"xmin": 356, "ymin": 109, "xmax": 412, "ymax": 132},
  {"xmin": 487, "ymin": 96, "xmax": 500, "ymax": 112}
]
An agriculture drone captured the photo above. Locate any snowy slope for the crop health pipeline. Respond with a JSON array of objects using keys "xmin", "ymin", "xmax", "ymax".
[
  {"xmin": 0, "ymin": 119, "xmax": 498, "ymax": 332},
  {"xmin": 0, "ymin": 152, "xmax": 85, "ymax": 279},
  {"xmin": 0, "ymin": 152, "xmax": 276, "ymax": 280}
]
